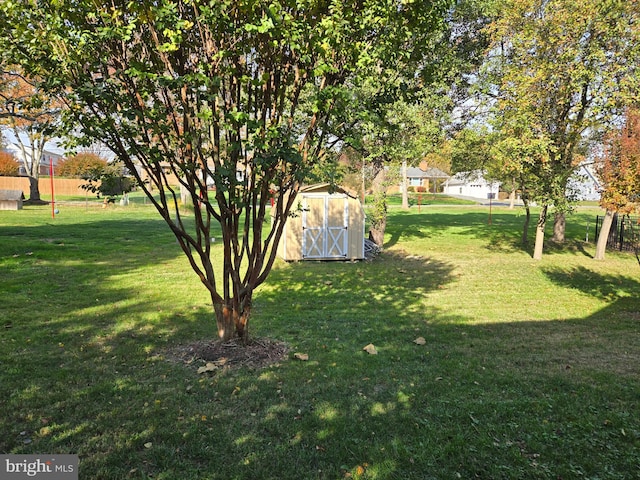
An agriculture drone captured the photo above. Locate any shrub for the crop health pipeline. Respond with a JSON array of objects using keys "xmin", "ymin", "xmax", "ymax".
[
  {"xmin": 0, "ymin": 151, "xmax": 20, "ymax": 176},
  {"xmin": 416, "ymin": 186, "xmax": 427, "ymax": 193},
  {"xmin": 57, "ymin": 153, "xmax": 108, "ymax": 178},
  {"xmin": 82, "ymin": 162, "xmax": 136, "ymax": 201}
]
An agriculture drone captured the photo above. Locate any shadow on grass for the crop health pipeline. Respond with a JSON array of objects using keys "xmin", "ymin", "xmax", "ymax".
[
  {"xmin": 221, "ymin": 264, "xmax": 640, "ymax": 480},
  {"xmin": 384, "ymin": 208, "xmax": 603, "ymax": 259},
  {"xmin": 0, "ymin": 214, "xmax": 214, "ymax": 455},
  {"xmin": 254, "ymin": 249, "xmax": 459, "ymax": 351},
  {"xmin": 382, "ymin": 210, "xmax": 435, "ymax": 249},
  {"xmin": 542, "ymin": 265, "xmax": 640, "ymax": 302},
  {"xmin": 384, "ymin": 208, "xmax": 527, "ymax": 253},
  {"xmin": 147, "ymin": 263, "xmax": 639, "ymax": 480},
  {"xmin": 2, "ymin": 212, "xmax": 639, "ymax": 479}
]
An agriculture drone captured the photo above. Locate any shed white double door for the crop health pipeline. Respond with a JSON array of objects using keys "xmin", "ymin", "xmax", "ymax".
[{"xmin": 301, "ymin": 194, "xmax": 349, "ymax": 259}]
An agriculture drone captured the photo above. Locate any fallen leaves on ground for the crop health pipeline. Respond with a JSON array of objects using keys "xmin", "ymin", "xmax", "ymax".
[
  {"xmin": 363, "ymin": 344, "xmax": 378, "ymax": 355},
  {"xmin": 166, "ymin": 337, "xmax": 289, "ymax": 371},
  {"xmin": 197, "ymin": 362, "xmax": 217, "ymax": 374}
]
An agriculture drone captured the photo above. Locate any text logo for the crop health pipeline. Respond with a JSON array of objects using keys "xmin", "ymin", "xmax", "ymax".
[{"xmin": 1, "ymin": 455, "xmax": 78, "ymax": 479}]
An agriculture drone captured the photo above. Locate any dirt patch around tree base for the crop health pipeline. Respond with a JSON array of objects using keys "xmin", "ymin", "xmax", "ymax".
[{"xmin": 167, "ymin": 337, "xmax": 290, "ymax": 372}]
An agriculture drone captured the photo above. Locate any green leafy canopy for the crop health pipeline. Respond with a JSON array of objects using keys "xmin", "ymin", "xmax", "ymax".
[{"xmin": 0, "ymin": 0, "xmax": 453, "ymax": 339}]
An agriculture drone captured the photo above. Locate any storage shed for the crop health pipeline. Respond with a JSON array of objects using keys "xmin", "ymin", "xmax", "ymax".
[
  {"xmin": 0, "ymin": 190, "xmax": 24, "ymax": 210},
  {"xmin": 278, "ymin": 183, "xmax": 365, "ymax": 261}
]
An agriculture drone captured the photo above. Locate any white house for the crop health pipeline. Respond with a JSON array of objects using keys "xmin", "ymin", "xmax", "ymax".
[
  {"xmin": 444, "ymin": 165, "xmax": 601, "ymax": 202},
  {"xmin": 443, "ymin": 170, "xmax": 500, "ymax": 200},
  {"xmin": 4, "ymin": 143, "xmax": 64, "ymax": 175},
  {"xmin": 567, "ymin": 162, "xmax": 601, "ymax": 201},
  {"xmin": 1, "ymin": 129, "xmax": 65, "ymax": 175}
]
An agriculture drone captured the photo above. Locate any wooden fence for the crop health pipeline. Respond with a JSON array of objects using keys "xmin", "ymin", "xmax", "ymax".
[{"xmin": 0, "ymin": 176, "xmax": 88, "ymax": 197}]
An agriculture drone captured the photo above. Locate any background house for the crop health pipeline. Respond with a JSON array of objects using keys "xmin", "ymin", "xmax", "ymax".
[
  {"xmin": 4, "ymin": 143, "xmax": 64, "ymax": 175},
  {"xmin": 443, "ymin": 170, "xmax": 500, "ymax": 200},
  {"xmin": 1, "ymin": 129, "xmax": 66, "ymax": 175},
  {"xmin": 405, "ymin": 166, "xmax": 450, "ymax": 193},
  {"xmin": 567, "ymin": 162, "xmax": 601, "ymax": 201}
]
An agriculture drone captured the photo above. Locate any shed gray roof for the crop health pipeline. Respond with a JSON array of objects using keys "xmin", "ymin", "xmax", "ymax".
[{"xmin": 0, "ymin": 189, "xmax": 24, "ymax": 201}]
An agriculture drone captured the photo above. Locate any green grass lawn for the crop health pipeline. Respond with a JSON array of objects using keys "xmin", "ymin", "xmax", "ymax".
[
  {"xmin": 365, "ymin": 193, "xmax": 477, "ymax": 207},
  {"xmin": 1, "ymin": 203, "xmax": 638, "ymax": 479}
]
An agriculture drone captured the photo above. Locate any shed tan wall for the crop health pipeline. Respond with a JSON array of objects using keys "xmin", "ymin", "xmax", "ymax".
[
  {"xmin": 278, "ymin": 191, "xmax": 365, "ymax": 261},
  {"xmin": 0, "ymin": 177, "xmax": 88, "ymax": 197},
  {"xmin": 279, "ymin": 208, "xmax": 303, "ymax": 260},
  {"xmin": 341, "ymin": 195, "xmax": 365, "ymax": 259}
]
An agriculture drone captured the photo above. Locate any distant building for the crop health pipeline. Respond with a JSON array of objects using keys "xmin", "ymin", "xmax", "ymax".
[
  {"xmin": 443, "ymin": 171, "xmax": 499, "ymax": 200},
  {"xmin": 405, "ymin": 166, "xmax": 450, "ymax": 193},
  {"xmin": 568, "ymin": 162, "xmax": 601, "ymax": 201},
  {"xmin": 444, "ymin": 164, "xmax": 601, "ymax": 202},
  {"xmin": 3, "ymin": 143, "xmax": 64, "ymax": 175},
  {"xmin": 1, "ymin": 129, "xmax": 66, "ymax": 176}
]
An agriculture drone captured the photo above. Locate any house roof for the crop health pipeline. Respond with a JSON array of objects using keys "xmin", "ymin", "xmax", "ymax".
[
  {"xmin": 444, "ymin": 178, "xmax": 466, "ymax": 186},
  {"xmin": 0, "ymin": 189, "xmax": 25, "ymax": 201},
  {"xmin": 406, "ymin": 166, "xmax": 450, "ymax": 179},
  {"xmin": 447, "ymin": 170, "xmax": 491, "ymax": 183}
]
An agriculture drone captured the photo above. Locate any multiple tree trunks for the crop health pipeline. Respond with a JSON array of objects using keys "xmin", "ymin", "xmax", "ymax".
[{"xmin": 216, "ymin": 304, "xmax": 250, "ymax": 343}]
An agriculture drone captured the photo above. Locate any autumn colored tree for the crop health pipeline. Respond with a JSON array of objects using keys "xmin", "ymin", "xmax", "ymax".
[
  {"xmin": 57, "ymin": 153, "xmax": 108, "ymax": 179},
  {"xmin": 58, "ymin": 152, "xmax": 133, "ymax": 203},
  {"xmin": 0, "ymin": 151, "xmax": 20, "ymax": 176},
  {"xmin": 486, "ymin": 0, "xmax": 640, "ymax": 259},
  {"xmin": 595, "ymin": 109, "xmax": 640, "ymax": 261},
  {"xmin": 0, "ymin": 68, "xmax": 61, "ymax": 202},
  {"xmin": 1, "ymin": 0, "xmax": 451, "ymax": 341}
]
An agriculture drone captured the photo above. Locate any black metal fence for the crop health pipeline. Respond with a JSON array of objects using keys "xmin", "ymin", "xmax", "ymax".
[{"xmin": 595, "ymin": 214, "xmax": 640, "ymax": 252}]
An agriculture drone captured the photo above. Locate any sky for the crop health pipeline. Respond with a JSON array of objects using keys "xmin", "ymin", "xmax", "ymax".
[{"xmin": 1, "ymin": 127, "xmax": 66, "ymax": 156}]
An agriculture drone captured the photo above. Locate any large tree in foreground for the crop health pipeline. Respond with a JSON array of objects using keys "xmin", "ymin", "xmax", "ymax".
[{"xmin": 1, "ymin": 0, "xmax": 449, "ymax": 341}]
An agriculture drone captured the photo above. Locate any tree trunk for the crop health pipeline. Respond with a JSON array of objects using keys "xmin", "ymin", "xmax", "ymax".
[
  {"xmin": 594, "ymin": 209, "xmax": 615, "ymax": 261},
  {"xmin": 28, "ymin": 175, "xmax": 42, "ymax": 203},
  {"xmin": 509, "ymin": 189, "xmax": 516, "ymax": 210},
  {"xmin": 401, "ymin": 160, "xmax": 409, "ymax": 210},
  {"xmin": 369, "ymin": 224, "xmax": 385, "ymax": 247},
  {"xmin": 521, "ymin": 200, "xmax": 531, "ymax": 246},
  {"xmin": 533, "ymin": 205, "xmax": 547, "ymax": 260},
  {"xmin": 368, "ymin": 164, "xmax": 388, "ymax": 248},
  {"xmin": 552, "ymin": 211, "xmax": 566, "ymax": 243},
  {"xmin": 215, "ymin": 303, "xmax": 251, "ymax": 343}
]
